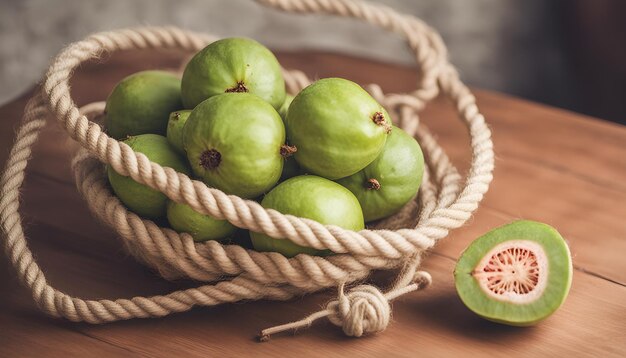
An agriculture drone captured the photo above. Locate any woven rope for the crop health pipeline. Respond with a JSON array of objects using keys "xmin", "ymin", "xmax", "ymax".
[{"xmin": 0, "ymin": 0, "xmax": 494, "ymax": 339}]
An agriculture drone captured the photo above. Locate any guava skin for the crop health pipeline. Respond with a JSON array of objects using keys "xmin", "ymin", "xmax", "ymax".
[
  {"xmin": 181, "ymin": 37, "xmax": 285, "ymax": 110},
  {"xmin": 183, "ymin": 93, "xmax": 285, "ymax": 199},
  {"xmin": 107, "ymin": 134, "xmax": 190, "ymax": 219},
  {"xmin": 286, "ymin": 78, "xmax": 391, "ymax": 180},
  {"xmin": 166, "ymin": 201, "xmax": 235, "ymax": 242},
  {"xmin": 166, "ymin": 110, "xmax": 191, "ymax": 154},
  {"xmin": 250, "ymin": 175, "xmax": 365, "ymax": 258},
  {"xmin": 337, "ymin": 126, "xmax": 424, "ymax": 222},
  {"xmin": 278, "ymin": 94, "xmax": 294, "ymax": 124},
  {"xmin": 105, "ymin": 70, "xmax": 182, "ymax": 140}
]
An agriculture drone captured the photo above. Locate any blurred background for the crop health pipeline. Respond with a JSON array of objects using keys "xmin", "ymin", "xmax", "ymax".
[{"xmin": 1, "ymin": 0, "xmax": 624, "ymax": 124}]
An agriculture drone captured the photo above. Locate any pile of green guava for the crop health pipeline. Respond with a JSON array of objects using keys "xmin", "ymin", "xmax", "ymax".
[
  {"xmin": 104, "ymin": 37, "xmax": 424, "ymax": 257},
  {"xmin": 103, "ymin": 38, "xmax": 575, "ymax": 326}
]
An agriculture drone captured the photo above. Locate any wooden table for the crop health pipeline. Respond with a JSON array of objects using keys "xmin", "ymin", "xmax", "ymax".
[{"xmin": 1, "ymin": 49, "xmax": 625, "ymax": 357}]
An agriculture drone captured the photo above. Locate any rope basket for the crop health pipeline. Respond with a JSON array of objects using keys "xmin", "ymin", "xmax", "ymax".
[{"xmin": 0, "ymin": 0, "xmax": 494, "ymax": 340}]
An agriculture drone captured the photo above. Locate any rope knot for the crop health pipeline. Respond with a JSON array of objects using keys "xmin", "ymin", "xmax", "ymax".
[
  {"xmin": 258, "ymin": 271, "xmax": 432, "ymax": 341},
  {"xmin": 327, "ymin": 284, "xmax": 391, "ymax": 337}
]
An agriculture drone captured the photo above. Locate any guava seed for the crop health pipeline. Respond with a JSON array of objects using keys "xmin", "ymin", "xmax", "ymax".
[
  {"xmin": 225, "ymin": 81, "xmax": 248, "ymax": 93},
  {"xmin": 200, "ymin": 149, "xmax": 222, "ymax": 169},
  {"xmin": 280, "ymin": 144, "xmax": 297, "ymax": 158},
  {"xmin": 476, "ymin": 247, "xmax": 539, "ymax": 295},
  {"xmin": 454, "ymin": 221, "xmax": 572, "ymax": 326},
  {"xmin": 365, "ymin": 178, "xmax": 381, "ymax": 190}
]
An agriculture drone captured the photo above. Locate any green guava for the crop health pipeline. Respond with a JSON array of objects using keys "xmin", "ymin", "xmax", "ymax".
[
  {"xmin": 181, "ymin": 37, "xmax": 285, "ymax": 110},
  {"xmin": 286, "ymin": 78, "xmax": 391, "ymax": 180},
  {"xmin": 183, "ymin": 93, "xmax": 285, "ymax": 199},
  {"xmin": 166, "ymin": 110, "xmax": 191, "ymax": 154},
  {"xmin": 166, "ymin": 201, "xmax": 235, "ymax": 242},
  {"xmin": 105, "ymin": 70, "xmax": 182, "ymax": 140},
  {"xmin": 107, "ymin": 134, "xmax": 190, "ymax": 219},
  {"xmin": 250, "ymin": 175, "xmax": 365, "ymax": 258},
  {"xmin": 454, "ymin": 220, "xmax": 573, "ymax": 326},
  {"xmin": 337, "ymin": 126, "xmax": 424, "ymax": 222},
  {"xmin": 278, "ymin": 94, "xmax": 294, "ymax": 124}
]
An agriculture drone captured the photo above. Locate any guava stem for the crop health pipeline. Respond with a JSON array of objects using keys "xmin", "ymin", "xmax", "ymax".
[
  {"xmin": 200, "ymin": 149, "xmax": 221, "ymax": 170},
  {"xmin": 280, "ymin": 144, "xmax": 297, "ymax": 158},
  {"xmin": 225, "ymin": 81, "xmax": 248, "ymax": 93},
  {"xmin": 365, "ymin": 178, "xmax": 381, "ymax": 190},
  {"xmin": 173, "ymin": 112, "xmax": 181, "ymax": 120},
  {"xmin": 372, "ymin": 112, "xmax": 392, "ymax": 133}
]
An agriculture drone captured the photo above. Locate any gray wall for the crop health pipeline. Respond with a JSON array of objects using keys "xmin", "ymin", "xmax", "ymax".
[{"xmin": 0, "ymin": 0, "xmax": 570, "ymax": 113}]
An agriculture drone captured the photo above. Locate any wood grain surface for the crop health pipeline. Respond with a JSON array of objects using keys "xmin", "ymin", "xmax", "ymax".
[{"xmin": 1, "ymin": 49, "xmax": 625, "ymax": 357}]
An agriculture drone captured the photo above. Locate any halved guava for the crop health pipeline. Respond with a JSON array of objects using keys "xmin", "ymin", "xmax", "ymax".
[{"xmin": 454, "ymin": 220, "xmax": 573, "ymax": 326}]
